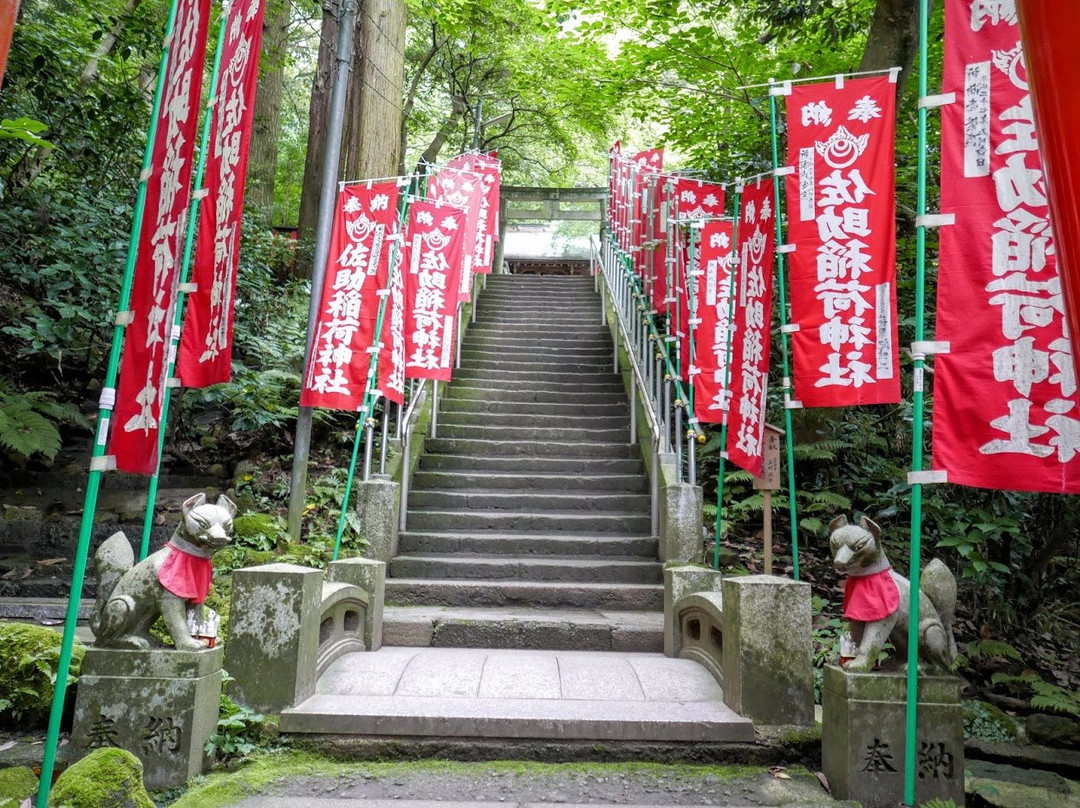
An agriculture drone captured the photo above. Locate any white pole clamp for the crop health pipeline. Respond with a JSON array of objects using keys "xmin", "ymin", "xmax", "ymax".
[
  {"xmin": 919, "ymin": 93, "xmax": 956, "ymax": 109},
  {"xmin": 916, "ymin": 213, "xmax": 956, "ymax": 228},
  {"xmin": 907, "ymin": 470, "xmax": 948, "ymax": 485}
]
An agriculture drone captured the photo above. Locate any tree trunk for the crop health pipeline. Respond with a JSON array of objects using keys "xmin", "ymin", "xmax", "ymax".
[
  {"xmin": 297, "ymin": 0, "xmax": 406, "ymax": 240},
  {"xmin": 341, "ymin": 0, "xmax": 406, "ymax": 181},
  {"xmin": 859, "ymin": 0, "xmax": 925, "ymax": 97},
  {"xmin": 245, "ymin": 0, "xmax": 290, "ymax": 225},
  {"xmin": 296, "ymin": 7, "xmax": 340, "ymax": 240},
  {"xmin": 414, "ymin": 97, "xmax": 465, "ymax": 174},
  {"xmin": 80, "ymin": 0, "xmax": 143, "ymax": 88}
]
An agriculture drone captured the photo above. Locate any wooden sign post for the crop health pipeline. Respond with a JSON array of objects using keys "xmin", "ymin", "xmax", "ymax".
[{"xmin": 751, "ymin": 423, "xmax": 784, "ymax": 575}]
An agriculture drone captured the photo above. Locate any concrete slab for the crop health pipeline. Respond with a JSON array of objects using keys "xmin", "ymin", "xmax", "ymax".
[
  {"xmin": 395, "ymin": 648, "xmax": 487, "ymax": 698},
  {"xmin": 281, "ymin": 648, "xmax": 753, "ymax": 743}
]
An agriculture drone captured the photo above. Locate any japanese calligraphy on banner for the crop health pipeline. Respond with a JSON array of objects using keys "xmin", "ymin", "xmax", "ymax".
[
  {"xmin": 429, "ymin": 167, "xmax": 482, "ymax": 302},
  {"xmin": 932, "ymin": 0, "xmax": 1080, "ymax": 493},
  {"xmin": 177, "ymin": 0, "xmax": 266, "ymax": 388},
  {"xmin": 403, "ymin": 200, "xmax": 466, "ymax": 382},
  {"xmin": 109, "ymin": 0, "xmax": 210, "ymax": 475},
  {"xmin": 378, "ymin": 244, "xmax": 406, "ymax": 405},
  {"xmin": 692, "ymin": 219, "xmax": 736, "ymax": 424},
  {"xmin": 300, "ymin": 182, "xmax": 401, "ymax": 411},
  {"xmin": 447, "ymin": 153, "xmax": 501, "ymax": 274},
  {"xmin": 726, "ymin": 179, "xmax": 777, "ymax": 476},
  {"xmin": 784, "ymin": 75, "xmax": 901, "ymax": 406}
]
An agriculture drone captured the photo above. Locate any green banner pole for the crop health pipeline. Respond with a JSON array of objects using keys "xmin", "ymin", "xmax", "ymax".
[
  {"xmin": 904, "ymin": 1, "xmax": 932, "ymax": 803},
  {"xmin": 35, "ymin": 0, "xmax": 182, "ymax": 803},
  {"xmin": 139, "ymin": 0, "xmax": 229, "ymax": 561},
  {"xmin": 714, "ymin": 187, "xmax": 742, "ymax": 569},
  {"xmin": 332, "ymin": 185, "xmax": 411, "ymax": 561},
  {"xmin": 768, "ymin": 87, "xmax": 801, "ymax": 581},
  {"xmin": 687, "ymin": 222, "xmax": 698, "ymax": 425}
]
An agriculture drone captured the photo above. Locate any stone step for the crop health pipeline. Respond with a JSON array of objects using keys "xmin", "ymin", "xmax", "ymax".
[
  {"xmin": 406, "ymin": 489, "xmax": 650, "ymax": 514},
  {"xmin": 417, "ymin": 454, "xmax": 645, "ymax": 475},
  {"xmin": 459, "ymin": 347, "xmax": 614, "ymax": 363},
  {"xmin": 411, "ymin": 471, "xmax": 644, "ymax": 492},
  {"xmin": 390, "ymin": 554, "xmax": 662, "ymax": 585},
  {"xmin": 463, "ymin": 333, "xmax": 612, "ymax": 348},
  {"xmin": 405, "ymin": 509, "xmax": 651, "ymax": 534},
  {"xmin": 445, "ymin": 387, "xmax": 628, "ymax": 405},
  {"xmin": 423, "ymin": 438, "xmax": 640, "ymax": 458},
  {"xmin": 437, "ymin": 398, "xmax": 628, "ymax": 417},
  {"xmin": 396, "ymin": 530, "xmax": 656, "ymax": 557},
  {"xmin": 385, "ymin": 579, "xmax": 664, "ymax": 610},
  {"xmin": 458, "ymin": 358, "xmax": 613, "ymax": 375},
  {"xmin": 434, "ymin": 424, "xmax": 629, "ymax": 443},
  {"xmin": 383, "ymin": 605, "xmax": 662, "ymax": 651},
  {"xmin": 464, "ymin": 325, "xmax": 611, "ymax": 339},
  {"xmin": 436, "ymin": 411, "xmax": 628, "ymax": 430},
  {"xmin": 453, "ymin": 368, "xmax": 620, "ymax": 386},
  {"xmin": 448, "ymin": 378, "xmax": 624, "ymax": 395}
]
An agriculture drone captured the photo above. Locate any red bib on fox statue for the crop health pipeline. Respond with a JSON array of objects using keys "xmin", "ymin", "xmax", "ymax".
[
  {"xmin": 843, "ymin": 565, "xmax": 900, "ymax": 622},
  {"xmin": 157, "ymin": 542, "xmax": 214, "ymax": 604}
]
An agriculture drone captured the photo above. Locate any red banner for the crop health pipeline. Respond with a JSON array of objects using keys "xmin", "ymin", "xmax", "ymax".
[
  {"xmin": 784, "ymin": 75, "xmax": 900, "ymax": 406},
  {"xmin": 673, "ymin": 179, "xmax": 726, "ymax": 221},
  {"xmin": 300, "ymin": 182, "xmax": 401, "ymax": 411},
  {"xmin": 726, "ymin": 178, "xmax": 777, "ymax": 476},
  {"xmin": 932, "ymin": 0, "xmax": 1080, "ymax": 493},
  {"xmin": 692, "ymin": 220, "xmax": 736, "ymax": 424},
  {"xmin": 378, "ymin": 242, "xmax": 406, "ymax": 406},
  {"xmin": 428, "ymin": 167, "xmax": 482, "ymax": 302},
  {"xmin": 109, "ymin": 0, "xmax": 211, "ymax": 475},
  {"xmin": 177, "ymin": 0, "xmax": 266, "ymax": 388},
  {"xmin": 403, "ymin": 201, "xmax": 467, "ymax": 382},
  {"xmin": 447, "ymin": 153, "xmax": 501, "ymax": 273}
]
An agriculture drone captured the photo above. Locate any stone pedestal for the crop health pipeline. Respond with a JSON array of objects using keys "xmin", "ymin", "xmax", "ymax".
[
  {"xmin": 721, "ymin": 575, "xmax": 814, "ymax": 726},
  {"xmin": 357, "ymin": 474, "xmax": 400, "ymax": 562},
  {"xmin": 70, "ymin": 647, "xmax": 223, "ymax": 789},
  {"xmin": 659, "ymin": 483, "xmax": 703, "ymax": 563},
  {"xmin": 822, "ymin": 665, "xmax": 965, "ymax": 808},
  {"xmin": 226, "ymin": 563, "xmax": 322, "ymax": 712},
  {"xmin": 663, "ymin": 565, "xmax": 722, "ymax": 657}
]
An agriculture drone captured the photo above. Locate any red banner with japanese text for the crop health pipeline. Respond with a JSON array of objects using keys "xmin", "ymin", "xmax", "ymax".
[
  {"xmin": 631, "ymin": 149, "xmax": 664, "ymax": 282},
  {"xmin": 672, "ymin": 180, "xmax": 727, "ymax": 369},
  {"xmin": 403, "ymin": 201, "xmax": 466, "ymax": 382},
  {"xmin": 300, "ymin": 182, "xmax": 401, "ymax": 411},
  {"xmin": 931, "ymin": 0, "xmax": 1080, "ymax": 493},
  {"xmin": 428, "ymin": 167, "xmax": 482, "ymax": 302},
  {"xmin": 784, "ymin": 75, "xmax": 901, "ymax": 406},
  {"xmin": 648, "ymin": 176, "xmax": 670, "ymax": 313},
  {"xmin": 377, "ymin": 241, "xmax": 406, "ymax": 406},
  {"xmin": 109, "ymin": 0, "xmax": 210, "ymax": 474},
  {"xmin": 726, "ymin": 178, "xmax": 777, "ymax": 476},
  {"xmin": 692, "ymin": 219, "xmax": 736, "ymax": 424},
  {"xmin": 447, "ymin": 153, "xmax": 500, "ymax": 274},
  {"xmin": 177, "ymin": 0, "xmax": 266, "ymax": 388}
]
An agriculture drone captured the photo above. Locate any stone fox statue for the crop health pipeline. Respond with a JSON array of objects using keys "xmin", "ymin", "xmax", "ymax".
[
  {"xmin": 91, "ymin": 493, "xmax": 235, "ymax": 651},
  {"xmin": 828, "ymin": 515, "xmax": 958, "ymax": 673}
]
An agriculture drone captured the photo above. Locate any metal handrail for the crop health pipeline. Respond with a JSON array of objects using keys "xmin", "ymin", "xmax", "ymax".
[{"xmin": 398, "ymin": 379, "xmax": 430, "ymax": 533}]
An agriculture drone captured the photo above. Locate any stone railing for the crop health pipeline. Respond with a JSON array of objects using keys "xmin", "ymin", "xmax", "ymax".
[
  {"xmin": 664, "ymin": 565, "xmax": 815, "ymax": 727},
  {"xmin": 225, "ymin": 558, "xmax": 385, "ymax": 713}
]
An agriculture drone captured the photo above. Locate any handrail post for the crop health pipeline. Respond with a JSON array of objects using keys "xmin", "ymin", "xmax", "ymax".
[
  {"xmin": 362, "ymin": 420, "xmax": 375, "ymax": 481},
  {"xmin": 429, "ymin": 383, "xmax": 439, "ymax": 438},
  {"xmin": 378, "ymin": 403, "xmax": 390, "ymax": 475},
  {"xmin": 650, "ymin": 441, "xmax": 661, "ymax": 537},
  {"xmin": 629, "ymin": 372, "xmax": 638, "ymax": 443}
]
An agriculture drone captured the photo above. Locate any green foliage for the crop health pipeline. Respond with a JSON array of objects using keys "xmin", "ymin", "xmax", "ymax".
[
  {"xmin": 0, "ymin": 380, "xmax": 90, "ymax": 465},
  {"xmin": 962, "ymin": 700, "xmax": 1019, "ymax": 744},
  {"xmin": 231, "ymin": 513, "xmax": 291, "ymax": 552},
  {"xmin": 206, "ymin": 689, "xmax": 270, "ymax": 764},
  {"xmin": 810, "ymin": 595, "xmax": 843, "ymax": 704},
  {"xmin": 0, "ymin": 621, "xmax": 85, "ymax": 726},
  {"xmin": 991, "ymin": 673, "xmax": 1080, "ymax": 719},
  {"xmin": 0, "ymin": 117, "xmax": 52, "ymax": 147}
]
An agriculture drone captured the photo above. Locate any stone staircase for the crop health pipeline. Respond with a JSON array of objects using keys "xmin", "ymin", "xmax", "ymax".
[{"xmin": 383, "ymin": 274, "xmax": 664, "ymax": 651}]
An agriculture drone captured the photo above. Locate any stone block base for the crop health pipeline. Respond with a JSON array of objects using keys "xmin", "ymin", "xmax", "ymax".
[
  {"xmin": 822, "ymin": 664, "xmax": 965, "ymax": 808},
  {"xmin": 70, "ymin": 647, "xmax": 223, "ymax": 789}
]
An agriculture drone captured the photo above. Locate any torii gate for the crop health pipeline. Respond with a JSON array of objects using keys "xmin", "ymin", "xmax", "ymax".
[{"xmin": 494, "ymin": 185, "xmax": 606, "ymax": 273}]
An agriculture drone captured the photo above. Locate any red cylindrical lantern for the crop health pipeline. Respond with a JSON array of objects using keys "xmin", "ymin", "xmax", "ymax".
[{"xmin": 1016, "ymin": 0, "xmax": 1080, "ymax": 385}]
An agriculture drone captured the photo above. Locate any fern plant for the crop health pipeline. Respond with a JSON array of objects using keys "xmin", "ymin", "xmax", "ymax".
[
  {"xmin": 0, "ymin": 381, "xmax": 89, "ymax": 465},
  {"xmin": 991, "ymin": 672, "xmax": 1080, "ymax": 719}
]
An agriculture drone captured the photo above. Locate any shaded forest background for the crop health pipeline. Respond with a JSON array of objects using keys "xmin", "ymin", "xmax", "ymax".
[{"xmin": 1, "ymin": 0, "xmax": 1079, "ymax": 713}]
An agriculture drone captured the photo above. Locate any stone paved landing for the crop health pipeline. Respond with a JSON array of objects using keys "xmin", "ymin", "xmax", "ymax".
[{"xmin": 280, "ymin": 648, "xmax": 753, "ymax": 742}]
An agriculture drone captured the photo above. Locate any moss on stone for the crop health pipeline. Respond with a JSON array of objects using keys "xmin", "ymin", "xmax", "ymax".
[
  {"xmin": 0, "ymin": 765, "xmax": 37, "ymax": 807},
  {"xmin": 963, "ymin": 699, "xmax": 1020, "ymax": 743},
  {"xmin": 0, "ymin": 621, "xmax": 86, "ymax": 727},
  {"xmin": 48, "ymin": 748, "xmax": 153, "ymax": 808}
]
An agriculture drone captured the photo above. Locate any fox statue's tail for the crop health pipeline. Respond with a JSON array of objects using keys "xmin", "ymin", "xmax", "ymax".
[
  {"xmin": 920, "ymin": 558, "xmax": 959, "ymax": 665},
  {"xmin": 90, "ymin": 531, "xmax": 135, "ymax": 641}
]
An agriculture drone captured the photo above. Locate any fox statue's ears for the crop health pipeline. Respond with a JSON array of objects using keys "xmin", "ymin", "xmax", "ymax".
[
  {"xmin": 860, "ymin": 516, "xmax": 882, "ymax": 540},
  {"xmin": 182, "ymin": 492, "xmax": 237, "ymax": 518},
  {"xmin": 828, "ymin": 514, "xmax": 849, "ymax": 533}
]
